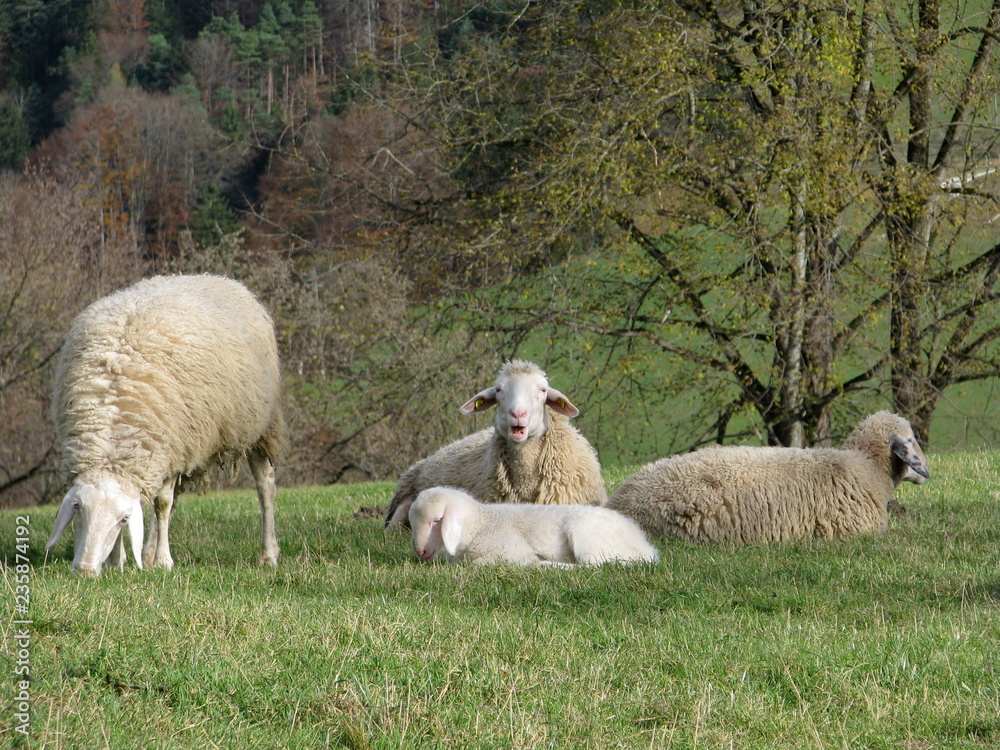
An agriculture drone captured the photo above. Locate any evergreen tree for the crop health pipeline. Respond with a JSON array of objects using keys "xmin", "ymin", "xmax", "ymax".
[
  {"xmin": 257, "ymin": 5, "xmax": 288, "ymax": 114},
  {"xmin": 218, "ymin": 99, "xmax": 244, "ymax": 139},
  {"xmin": 0, "ymin": 97, "xmax": 30, "ymax": 171},
  {"xmin": 300, "ymin": 0, "xmax": 323, "ymax": 76},
  {"xmin": 135, "ymin": 33, "xmax": 179, "ymax": 92},
  {"xmin": 203, "ymin": 11, "xmax": 243, "ymax": 45},
  {"xmin": 236, "ymin": 27, "xmax": 262, "ymax": 86},
  {"xmin": 188, "ymin": 182, "xmax": 242, "ymax": 247}
]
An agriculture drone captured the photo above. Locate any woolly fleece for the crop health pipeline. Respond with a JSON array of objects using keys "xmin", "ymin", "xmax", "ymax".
[
  {"xmin": 607, "ymin": 411, "xmax": 929, "ymax": 544},
  {"xmin": 384, "ymin": 361, "xmax": 606, "ymax": 527},
  {"xmin": 53, "ymin": 274, "xmax": 285, "ymax": 501}
]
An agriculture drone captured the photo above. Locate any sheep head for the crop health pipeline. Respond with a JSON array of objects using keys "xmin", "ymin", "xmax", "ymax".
[
  {"xmin": 459, "ymin": 360, "xmax": 579, "ymax": 444},
  {"xmin": 47, "ymin": 477, "xmax": 144, "ymax": 576},
  {"xmin": 890, "ymin": 434, "xmax": 930, "ymax": 485},
  {"xmin": 409, "ymin": 487, "xmax": 474, "ymax": 561},
  {"xmin": 843, "ymin": 411, "xmax": 930, "ymax": 487}
]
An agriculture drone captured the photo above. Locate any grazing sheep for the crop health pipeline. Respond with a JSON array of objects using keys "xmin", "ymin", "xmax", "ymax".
[
  {"xmin": 607, "ymin": 411, "xmax": 930, "ymax": 545},
  {"xmin": 407, "ymin": 487, "xmax": 660, "ymax": 566},
  {"xmin": 384, "ymin": 360, "xmax": 607, "ymax": 528},
  {"xmin": 46, "ymin": 274, "xmax": 285, "ymax": 576}
]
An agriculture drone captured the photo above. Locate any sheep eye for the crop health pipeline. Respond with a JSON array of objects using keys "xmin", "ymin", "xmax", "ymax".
[
  {"xmin": 120, "ymin": 516, "xmax": 130, "ymax": 525},
  {"xmin": 72, "ymin": 501, "xmax": 80, "ymax": 510},
  {"xmin": 433, "ymin": 517, "xmax": 442, "ymax": 524}
]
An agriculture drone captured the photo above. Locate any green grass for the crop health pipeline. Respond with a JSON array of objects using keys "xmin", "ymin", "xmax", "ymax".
[{"xmin": 2, "ymin": 454, "xmax": 999, "ymax": 749}]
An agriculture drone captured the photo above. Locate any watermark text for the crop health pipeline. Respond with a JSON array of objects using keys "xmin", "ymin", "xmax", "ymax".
[{"xmin": 12, "ymin": 515, "xmax": 32, "ymax": 737}]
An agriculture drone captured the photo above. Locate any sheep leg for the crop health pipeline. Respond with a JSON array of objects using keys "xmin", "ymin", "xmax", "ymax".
[
  {"xmin": 142, "ymin": 512, "xmax": 157, "ymax": 569},
  {"xmin": 107, "ymin": 530, "xmax": 126, "ymax": 571},
  {"xmin": 146, "ymin": 478, "xmax": 177, "ymax": 570},
  {"xmin": 250, "ymin": 451, "xmax": 280, "ymax": 566}
]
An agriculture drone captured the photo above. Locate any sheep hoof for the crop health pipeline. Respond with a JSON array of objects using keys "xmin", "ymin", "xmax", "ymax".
[
  {"xmin": 259, "ymin": 553, "xmax": 279, "ymax": 566},
  {"xmin": 887, "ymin": 499, "xmax": 908, "ymax": 516}
]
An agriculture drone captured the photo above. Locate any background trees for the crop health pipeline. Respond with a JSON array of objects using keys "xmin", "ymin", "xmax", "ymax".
[
  {"xmin": 1, "ymin": 0, "xmax": 998, "ymax": 507},
  {"xmin": 0, "ymin": 171, "xmax": 141, "ymax": 506},
  {"xmin": 0, "ymin": 96, "xmax": 29, "ymax": 169},
  {"xmin": 369, "ymin": 0, "xmax": 1000, "ymax": 448},
  {"xmin": 863, "ymin": 0, "xmax": 1000, "ymax": 442}
]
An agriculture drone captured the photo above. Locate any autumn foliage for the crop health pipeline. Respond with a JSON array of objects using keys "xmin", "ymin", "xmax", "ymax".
[{"xmin": 1, "ymin": 0, "xmax": 1000, "ymax": 508}]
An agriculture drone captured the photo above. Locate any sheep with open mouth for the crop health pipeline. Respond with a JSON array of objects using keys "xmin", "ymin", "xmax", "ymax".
[{"xmin": 385, "ymin": 360, "xmax": 607, "ymax": 528}]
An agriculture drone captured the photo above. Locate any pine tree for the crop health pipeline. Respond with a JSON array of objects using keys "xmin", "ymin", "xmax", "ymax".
[
  {"xmin": 257, "ymin": 4, "xmax": 287, "ymax": 114},
  {"xmin": 0, "ymin": 97, "xmax": 30, "ymax": 171},
  {"xmin": 135, "ymin": 33, "xmax": 178, "ymax": 92},
  {"xmin": 188, "ymin": 182, "xmax": 241, "ymax": 247},
  {"xmin": 300, "ymin": 0, "xmax": 323, "ymax": 78}
]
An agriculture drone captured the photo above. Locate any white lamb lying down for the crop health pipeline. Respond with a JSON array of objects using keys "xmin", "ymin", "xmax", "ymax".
[{"xmin": 407, "ymin": 487, "xmax": 660, "ymax": 567}]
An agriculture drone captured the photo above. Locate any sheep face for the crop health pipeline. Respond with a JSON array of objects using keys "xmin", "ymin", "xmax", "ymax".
[
  {"xmin": 409, "ymin": 488, "xmax": 468, "ymax": 561},
  {"xmin": 459, "ymin": 360, "xmax": 579, "ymax": 444},
  {"xmin": 844, "ymin": 412, "xmax": 930, "ymax": 487},
  {"xmin": 47, "ymin": 478, "xmax": 144, "ymax": 576},
  {"xmin": 890, "ymin": 435, "xmax": 930, "ymax": 486}
]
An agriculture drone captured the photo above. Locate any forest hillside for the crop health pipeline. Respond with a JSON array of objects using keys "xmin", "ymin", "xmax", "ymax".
[{"xmin": 2, "ymin": 0, "xmax": 999, "ymax": 507}]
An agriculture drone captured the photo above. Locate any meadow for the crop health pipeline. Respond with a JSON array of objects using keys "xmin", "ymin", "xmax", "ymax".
[{"xmin": 1, "ymin": 453, "xmax": 998, "ymax": 749}]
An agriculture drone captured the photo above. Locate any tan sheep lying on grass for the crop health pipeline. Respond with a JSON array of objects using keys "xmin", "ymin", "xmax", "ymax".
[
  {"xmin": 385, "ymin": 360, "xmax": 607, "ymax": 529},
  {"xmin": 608, "ymin": 412, "xmax": 929, "ymax": 545}
]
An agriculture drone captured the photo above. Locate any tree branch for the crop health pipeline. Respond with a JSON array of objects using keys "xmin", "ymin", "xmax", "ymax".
[
  {"xmin": 0, "ymin": 444, "xmax": 56, "ymax": 498},
  {"xmin": 610, "ymin": 210, "xmax": 780, "ymax": 430},
  {"xmin": 934, "ymin": 0, "xmax": 1000, "ymax": 170}
]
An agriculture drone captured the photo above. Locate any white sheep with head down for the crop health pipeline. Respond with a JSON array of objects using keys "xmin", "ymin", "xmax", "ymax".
[
  {"xmin": 607, "ymin": 411, "xmax": 930, "ymax": 545},
  {"xmin": 407, "ymin": 486, "xmax": 660, "ymax": 566},
  {"xmin": 46, "ymin": 274, "xmax": 285, "ymax": 576},
  {"xmin": 384, "ymin": 360, "xmax": 607, "ymax": 528}
]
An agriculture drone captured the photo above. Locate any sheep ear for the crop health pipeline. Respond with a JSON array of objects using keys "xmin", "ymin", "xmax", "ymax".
[
  {"xmin": 47, "ymin": 489, "xmax": 78, "ymax": 549},
  {"xmin": 128, "ymin": 498, "xmax": 144, "ymax": 569},
  {"xmin": 440, "ymin": 508, "xmax": 464, "ymax": 556},
  {"xmin": 891, "ymin": 436, "xmax": 930, "ymax": 484},
  {"xmin": 545, "ymin": 387, "xmax": 580, "ymax": 418},
  {"xmin": 459, "ymin": 387, "xmax": 497, "ymax": 415}
]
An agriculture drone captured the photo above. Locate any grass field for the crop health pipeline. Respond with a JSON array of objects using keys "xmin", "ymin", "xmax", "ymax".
[{"xmin": 2, "ymin": 453, "xmax": 999, "ymax": 749}]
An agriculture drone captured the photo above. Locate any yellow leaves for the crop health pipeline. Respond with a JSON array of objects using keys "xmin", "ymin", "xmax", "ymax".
[
  {"xmin": 108, "ymin": 62, "xmax": 128, "ymax": 88},
  {"xmin": 815, "ymin": 29, "xmax": 856, "ymax": 87}
]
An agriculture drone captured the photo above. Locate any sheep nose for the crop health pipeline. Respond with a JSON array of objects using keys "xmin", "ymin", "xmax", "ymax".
[
  {"xmin": 510, "ymin": 409, "xmax": 528, "ymax": 422},
  {"xmin": 73, "ymin": 564, "xmax": 101, "ymax": 578}
]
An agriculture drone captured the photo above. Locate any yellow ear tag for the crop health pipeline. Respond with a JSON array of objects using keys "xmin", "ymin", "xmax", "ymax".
[{"xmin": 476, "ymin": 398, "xmax": 484, "ymax": 409}]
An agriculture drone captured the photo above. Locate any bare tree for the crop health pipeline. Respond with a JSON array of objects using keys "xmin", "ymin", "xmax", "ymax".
[
  {"xmin": 170, "ymin": 229, "xmax": 502, "ymax": 486},
  {"xmin": 367, "ymin": 0, "xmax": 1000, "ymax": 448},
  {"xmin": 0, "ymin": 171, "xmax": 143, "ymax": 508}
]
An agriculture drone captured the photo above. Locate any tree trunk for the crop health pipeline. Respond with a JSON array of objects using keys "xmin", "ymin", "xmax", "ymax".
[
  {"xmin": 889, "ymin": 0, "xmax": 937, "ymax": 443},
  {"xmin": 267, "ymin": 67, "xmax": 274, "ymax": 114},
  {"xmin": 888, "ymin": 197, "xmax": 932, "ymax": 443},
  {"xmin": 782, "ymin": 176, "xmax": 809, "ymax": 448}
]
